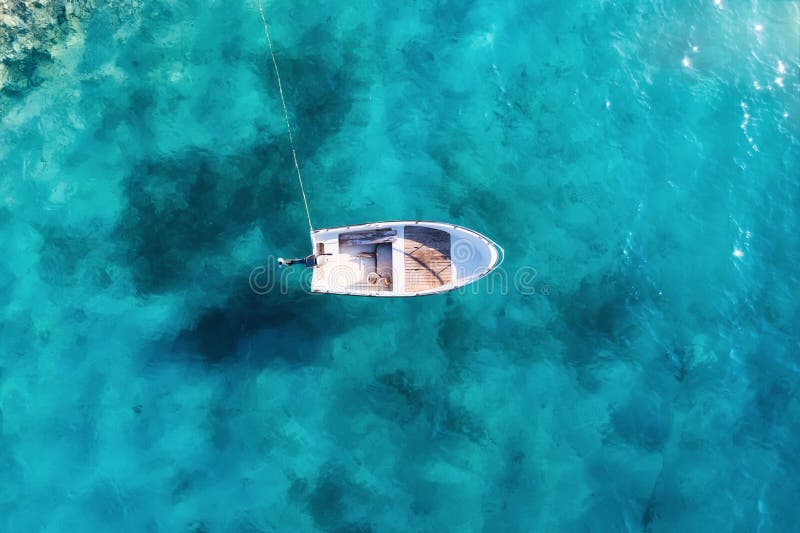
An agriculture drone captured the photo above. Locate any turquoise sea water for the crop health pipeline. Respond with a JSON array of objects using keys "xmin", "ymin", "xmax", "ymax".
[{"xmin": 1, "ymin": 0, "xmax": 799, "ymax": 530}]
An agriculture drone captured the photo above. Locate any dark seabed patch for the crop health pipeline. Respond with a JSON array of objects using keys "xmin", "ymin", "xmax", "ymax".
[
  {"xmin": 300, "ymin": 463, "xmax": 373, "ymax": 532},
  {"xmin": 172, "ymin": 287, "xmax": 337, "ymax": 368},
  {"xmin": 116, "ymin": 143, "xmax": 295, "ymax": 294},
  {"xmin": 608, "ymin": 391, "xmax": 672, "ymax": 452},
  {"xmin": 249, "ymin": 24, "xmax": 362, "ymax": 161}
]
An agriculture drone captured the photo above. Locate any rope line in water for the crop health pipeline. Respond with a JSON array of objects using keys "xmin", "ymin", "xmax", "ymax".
[{"xmin": 256, "ymin": 0, "xmax": 313, "ymax": 232}]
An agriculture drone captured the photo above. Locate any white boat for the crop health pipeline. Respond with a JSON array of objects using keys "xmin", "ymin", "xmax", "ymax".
[{"xmin": 282, "ymin": 221, "xmax": 504, "ymax": 297}]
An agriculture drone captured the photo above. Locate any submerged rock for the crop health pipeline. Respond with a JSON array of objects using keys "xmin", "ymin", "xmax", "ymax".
[
  {"xmin": 684, "ymin": 334, "xmax": 717, "ymax": 370},
  {"xmin": 0, "ymin": 0, "xmax": 93, "ymax": 94}
]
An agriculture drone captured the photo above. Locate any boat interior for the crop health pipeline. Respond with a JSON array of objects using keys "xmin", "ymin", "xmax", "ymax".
[
  {"xmin": 336, "ymin": 228, "xmax": 397, "ymax": 292},
  {"xmin": 311, "ymin": 221, "xmax": 496, "ymax": 296}
]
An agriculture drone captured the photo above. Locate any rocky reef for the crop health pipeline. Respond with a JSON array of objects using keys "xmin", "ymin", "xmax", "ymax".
[{"xmin": 0, "ymin": 0, "xmax": 93, "ymax": 95}]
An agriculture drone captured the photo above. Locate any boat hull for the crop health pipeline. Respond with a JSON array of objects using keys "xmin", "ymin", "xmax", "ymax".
[{"xmin": 309, "ymin": 221, "xmax": 503, "ymax": 297}]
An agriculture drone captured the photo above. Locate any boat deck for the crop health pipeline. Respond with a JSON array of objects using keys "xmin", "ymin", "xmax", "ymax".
[{"xmin": 404, "ymin": 225, "xmax": 452, "ymax": 293}]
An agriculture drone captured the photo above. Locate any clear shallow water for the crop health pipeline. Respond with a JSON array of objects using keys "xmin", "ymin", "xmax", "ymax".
[{"xmin": 1, "ymin": 0, "xmax": 799, "ymax": 530}]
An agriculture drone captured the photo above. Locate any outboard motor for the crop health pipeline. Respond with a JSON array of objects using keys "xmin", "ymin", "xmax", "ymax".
[{"xmin": 277, "ymin": 254, "xmax": 320, "ymax": 268}]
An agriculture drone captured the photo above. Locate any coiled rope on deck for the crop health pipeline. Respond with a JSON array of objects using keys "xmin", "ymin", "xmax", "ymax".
[{"xmin": 256, "ymin": 0, "xmax": 314, "ymax": 232}]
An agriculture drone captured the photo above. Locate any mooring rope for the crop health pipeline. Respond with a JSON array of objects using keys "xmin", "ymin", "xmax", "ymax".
[{"xmin": 256, "ymin": 0, "xmax": 314, "ymax": 232}]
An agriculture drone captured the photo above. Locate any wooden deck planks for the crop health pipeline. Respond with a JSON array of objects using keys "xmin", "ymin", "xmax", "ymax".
[{"xmin": 404, "ymin": 226, "xmax": 452, "ymax": 292}]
